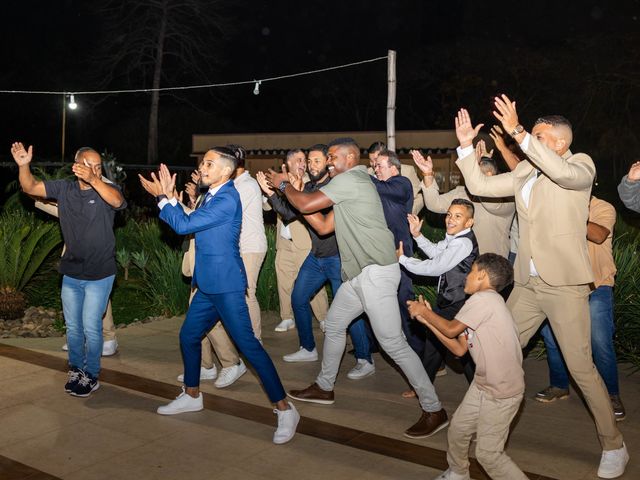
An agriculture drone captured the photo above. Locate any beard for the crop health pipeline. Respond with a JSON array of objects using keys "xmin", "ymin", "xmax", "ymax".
[{"xmin": 308, "ymin": 167, "xmax": 328, "ymax": 183}]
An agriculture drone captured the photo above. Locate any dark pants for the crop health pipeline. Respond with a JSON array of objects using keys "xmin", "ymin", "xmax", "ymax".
[
  {"xmin": 423, "ymin": 299, "xmax": 475, "ymax": 383},
  {"xmin": 180, "ymin": 289, "xmax": 286, "ymax": 403}
]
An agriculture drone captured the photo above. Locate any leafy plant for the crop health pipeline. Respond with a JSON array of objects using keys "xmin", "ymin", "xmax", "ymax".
[
  {"xmin": 256, "ymin": 225, "xmax": 280, "ymax": 312},
  {"xmin": 139, "ymin": 244, "xmax": 190, "ymax": 316},
  {"xmin": 116, "ymin": 248, "xmax": 131, "ymax": 280},
  {"xmin": 132, "ymin": 250, "xmax": 150, "ymax": 271},
  {"xmin": 0, "ymin": 211, "xmax": 62, "ymax": 318}
]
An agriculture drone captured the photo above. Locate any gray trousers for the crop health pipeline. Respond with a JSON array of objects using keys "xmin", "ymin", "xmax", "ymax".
[{"xmin": 316, "ymin": 263, "xmax": 442, "ymax": 412}]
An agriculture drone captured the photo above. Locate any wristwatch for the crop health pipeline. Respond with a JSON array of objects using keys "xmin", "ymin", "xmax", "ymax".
[
  {"xmin": 510, "ymin": 124, "xmax": 524, "ymax": 137},
  {"xmin": 156, "ymin": 194, "xmax": 168, "ymax": 202},
  {"xmin": 278, "ymin": 180, "xmax": 289, "ymax": 192}
]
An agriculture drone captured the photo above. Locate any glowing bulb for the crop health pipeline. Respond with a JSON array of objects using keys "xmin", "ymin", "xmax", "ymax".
[
  {"xmin": 253, "ymin": 81, "xmax": 261, "ymax": 95},
  {"xmin": 68, "ymin": 94, "xmax": 78, "ymax": 110}
]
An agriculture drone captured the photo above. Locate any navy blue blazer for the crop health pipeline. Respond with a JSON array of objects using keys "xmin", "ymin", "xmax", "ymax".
[{"xmin": 159, "ymin": 181, "xmax": 248, "ymax": 294}]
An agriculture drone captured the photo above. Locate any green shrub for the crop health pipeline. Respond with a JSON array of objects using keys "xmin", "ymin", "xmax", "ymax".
[
  {"xmin": 256, "ymin": 225, "xmax": 280, "ymax": 311},
  {"xmin": 139, "ymin": 244, "xmax": 190, "ymax": 316},
  {"xmin": 612, "ymin": 238, "xmax": 640, "ymax": 371}
]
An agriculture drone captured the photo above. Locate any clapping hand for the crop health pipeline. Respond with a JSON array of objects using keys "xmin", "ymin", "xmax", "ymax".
[
  {"xmin": 256, "ymin": 171, "xmax": 275, "ymax": 195},
  {"xmin": 407, "ymin": 214, "xmax": 423, "ymax": 238},
  {"xmin": 10, "ymin": 142, "xmax": 33, "ymax": 166},
  {"xmin": 628, "ymin": 161, "xmax": 640, "ymax": 183},
  {"xmin": 475, "ymin": 139, "xmax": 494, "ymax": 163},
  {"xmin": 138, "ymin": 171, "xmax": 163, "ymax": 197},
  {"xmin": 265, "ymin": 166, "xmax": 289, "ymax": 191},
  {"xmin": 184, "ymin": 182, "xmax": 198, "ymax": 206},
  {"xmin": 410, "ymin": 149, "xmax": 433, "ymax": 174},
  {"xmin": 489, "ymin": 125, "xmax": 507, "ymax": 151},
  {"xmin": 455, "ymin": 108, "xmax": 484, "ymax": 148},
  {"xmin": 158, "ymin": 164, "xmax": 176, "ymax": 198}
]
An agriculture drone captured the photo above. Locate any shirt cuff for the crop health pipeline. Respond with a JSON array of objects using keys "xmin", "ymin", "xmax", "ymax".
[
  {"xmin": 158, "ymin": 197, "xmax": 178, "ymax": 210},
  {"xmin": 398, "ymin": 255, "xmax": 408, "ymax": 266},
  {"xmin": 519, "ymin": 132, "xmax": 531, "ymax": 150},
  {"xmin": 456, "ymin": 145, "xmax": 474, "ymax": 160}
]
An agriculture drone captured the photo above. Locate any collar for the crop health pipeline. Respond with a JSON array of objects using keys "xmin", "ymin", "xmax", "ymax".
[
  {"xmin": 207, "ymin": 179, "xmax": 231, "ymax": 198},
  {"xmin": 445, "ymin": 227, "xmax": 471, "ymax": 241}
]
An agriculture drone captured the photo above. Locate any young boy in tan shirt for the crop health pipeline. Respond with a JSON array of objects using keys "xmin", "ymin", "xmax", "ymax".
[{"xmin": 408, "ymin": 253, "xmax": 527, "ymax": 480}]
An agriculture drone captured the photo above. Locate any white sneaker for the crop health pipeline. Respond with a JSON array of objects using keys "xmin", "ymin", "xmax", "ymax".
[
  {"xmin": 102, "ymin": 339, "xmax": 118, "ymax": 356},
  {"xmin": 62, "ymin": 343, "xmax": 68, "ymax": 351},
  {"xmin": 177, "ymin": 366, "xmax": 218, "ymax": 383},
  {"xmin": 214, "ymin": 360, "xmax": 247, "ymax": 388},
  {"xmin": 347, "ymin": 359, "xmax": 375, "ymax": 380},
  {"xmin": 597, "ymin": 442, "xmax": 629, "ymax": 479},
  {"xmin": 157, "ymin": 388, "xmax": 203, "ymax": 415},
  {"xmin": 433, "ymin": 469, "xmax": 470, "ymax": 480},
  {"xmin": 273, "ymin": 401, "xmax": 300, "ymax": 444},
  {"xmin": 283, "ymin": 347, "xmax": 318, "ymax": 362},
  {"xmin": 274, "ymin": 318, "xmax": 295, "ymax": 332},
  {"xmin": 319, "ymin": 320, "xmax": 325, "ymax": 332}
]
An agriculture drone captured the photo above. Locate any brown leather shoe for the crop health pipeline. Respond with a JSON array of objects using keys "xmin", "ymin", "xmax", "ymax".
[
  {"xmin": 404, "ymin": 408, "xmax": 449, "ymax": 438},
  {"xmin": 287, "ymin": 383, "xmax": 335, "ymax": 405}
]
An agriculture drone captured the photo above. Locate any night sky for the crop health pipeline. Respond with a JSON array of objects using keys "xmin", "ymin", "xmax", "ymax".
[{"xmin": 1, "ymin": 0, "xmax": 638, "ymax": 194}]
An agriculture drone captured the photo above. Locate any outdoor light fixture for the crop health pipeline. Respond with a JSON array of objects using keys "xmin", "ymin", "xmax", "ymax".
[
  {"xmin": 253, "ymin": 80, "xmax": 261, "ymax": 95},
  {"xmin": 68, "ymin": 94, "xmax": 78, "ymax": 110}
]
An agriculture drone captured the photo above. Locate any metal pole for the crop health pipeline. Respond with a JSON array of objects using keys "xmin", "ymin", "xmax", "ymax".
[
  {"xmin": 61, "ymin": 94, "xmax": 66, "ymax": 162},
  {"xmin": 386, "ymin": 50, "xmax": 397, "ymax": 151}
]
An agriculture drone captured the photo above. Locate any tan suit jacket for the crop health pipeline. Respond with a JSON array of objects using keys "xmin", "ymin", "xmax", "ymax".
[
  {"xmin": 456, "ymin": 135, "xmax": 595, "ymax": 286},
  {"xmin": 421, "ymin": 182, "xmax": 515, "ymax": 258}
]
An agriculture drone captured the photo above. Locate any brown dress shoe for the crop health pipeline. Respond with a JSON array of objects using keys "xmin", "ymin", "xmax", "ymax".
[
  {"xmin": 404, "ymin": 408, "xmax": 449, "ymax": 438},
  {"xmin": 287, "ymin": 383, "xmax": 335, "ymax": 405}
]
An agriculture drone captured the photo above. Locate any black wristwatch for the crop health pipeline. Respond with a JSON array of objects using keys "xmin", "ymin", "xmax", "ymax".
[
  {"xmin": 156, "ymin": 194, "xmax": 168, "ymax": 203},
  {"xmin": 278, "ymin": 181, "xmax": 289, "ymax": 192}
]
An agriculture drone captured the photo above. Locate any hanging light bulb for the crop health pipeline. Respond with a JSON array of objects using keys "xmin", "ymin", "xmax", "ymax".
[
  {"xmin": 68, "ymin": 94, "xmax": 78, "ymax": 110},
  {"xmin": 253, "ymin": 80, "xmax": 261, "ymax": 95}
]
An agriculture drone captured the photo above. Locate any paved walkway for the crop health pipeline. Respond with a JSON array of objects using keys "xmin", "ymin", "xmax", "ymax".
[{"xmin": 0, "ymin": 312, "xmax": 637, "ymax": 479}]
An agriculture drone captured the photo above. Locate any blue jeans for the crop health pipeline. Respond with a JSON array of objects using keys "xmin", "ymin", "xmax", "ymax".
[
  {"xmin": 181, "ymin": 289, "xmax": 286, "ymax": 403},
  {"xmin": 291, "ymin": 253, "xmax": 371, "ymax": 362},
  {"xmin": 61, "ymin": 274, "xmax": 115, "ymax": 378},
  {"xmin": 540, "ymin": 285, "xmax": 619, "ymax": 395}
]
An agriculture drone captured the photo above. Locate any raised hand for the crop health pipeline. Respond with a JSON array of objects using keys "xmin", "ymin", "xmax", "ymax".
[
  {"xmin": 11, "ymin": 142, "xmax": 33, "ymax": 166},
  {"xmin": 492, "ymin": 94, "xmax": 519, "ymax": 134},
  {"xmin": 190, "ymin": 170, "xmax": 201, "ymax": 185},
  {"xmin": 72, "ymin": 158, "xmax": 100, "ymax": 185},
  {"xmin": 184, "ymin": 182, "xmax": 198, "ymax": 206},
  {"xmin": 475, "ymin": 139, "xmax": 494, "ymax": 162},
  {"xmin": 489, "ymin": 125, "xmax": 508, "ymax": 151},
  {"xmin": 410, "ymin": 149, "xmax": 433, "ymax": 174},
  {"xmin": 396, "ymin": 240, "xmax": 404, "ymax": 259},
  {"xmin": 628, "ymin": 161, "xmax": 640, "ymax": 182},
  {"xmin": 158, "ymin": 163, "xmax": 176, "ymax": 198},
  {"xmin": 455, "ymin": 108, "xmax": 484, "ymax": 148},
  {"xmin": 256, "ymin": 171, "xmax": 275, "ymax": 195},
  {"xmin": 407, "ymin": 213, "xmax": 423, "ymax": 238},
  {"xmin": 138, "ymin": 172, "xmax": 163, "ymax": 197},
  {"xmin": 265, "ymin": 167, "xmax": 288, "ymax": 191}
]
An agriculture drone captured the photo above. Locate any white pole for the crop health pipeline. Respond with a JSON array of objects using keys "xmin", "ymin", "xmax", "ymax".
[{"xmin": 386, "ymin": 50, "xmax": 397, "ymax": 151}]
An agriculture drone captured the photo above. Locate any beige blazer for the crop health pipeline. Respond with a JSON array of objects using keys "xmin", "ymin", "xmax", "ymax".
[
  {"xmin": 421, "ymin": 182, "xmax": 515, "ymax": 258},
  {"xmin": 456, "ymin": 135, "xmax": 595, "ymax": 286}
]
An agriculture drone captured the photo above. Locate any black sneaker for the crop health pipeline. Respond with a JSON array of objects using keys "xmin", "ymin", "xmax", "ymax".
[
  {"xmin": 70, "ymin": 371, "xmax": 100, "ymax": 397},
  {"xmin": 64, "ymin": 367, "xmax": 83, "ymax": 393}
]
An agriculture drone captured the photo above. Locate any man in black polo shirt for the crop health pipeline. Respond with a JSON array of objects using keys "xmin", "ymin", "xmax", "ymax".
[{"xmin": 11, "ymin": 142, "xmax": 126, "ymax": 397}]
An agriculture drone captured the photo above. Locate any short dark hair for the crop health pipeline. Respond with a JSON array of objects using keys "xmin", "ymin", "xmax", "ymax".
[
  {"xmin": 450, "ymin": 198, "xmax": 475, "ymax": 218},
  {"xmin": 207, "ymin": 146, "xmax": 238, "ymax": 171},
  {"xmin": 308, "ymin": 144, "xmax": 328, "ymax": 157},
  {"xmin": 368, "ymin": 141, "xmax": 386, "ymax": 155},
  {"xmin": 226, "ymin": 144, "xmax": 246, "ymax": 169},
  {"xmin": 474, "ymin": 253, "xmax": 514, "ymax": 292},
  {"xmin": 286, "ymin": 148, "xmax": 305, "ymax": 161},
  {"xmin": 534, "ymin": 115, "xmax": 572, "ymax": 131},
  {"xmin": 328, "ymin": 137, "xmax": 361, "ymax": 162},
  {"xmin": 378, "ymin": 149, "xmax": 401, "ymax": 170}
]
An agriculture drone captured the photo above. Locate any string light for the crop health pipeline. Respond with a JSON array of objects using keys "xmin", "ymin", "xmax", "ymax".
[
  {"xmin": 68, "ymin": 94, "xmax": 78, "ymax": 110},
  {"xmin": 0, "ymin": 56, "xmax": 388, "ymax": 97}
]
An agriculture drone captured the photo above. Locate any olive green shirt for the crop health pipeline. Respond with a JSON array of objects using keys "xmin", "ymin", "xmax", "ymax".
[{"xmin": 320, "ymin": 166, "xmax": 397, "ymax": 280}]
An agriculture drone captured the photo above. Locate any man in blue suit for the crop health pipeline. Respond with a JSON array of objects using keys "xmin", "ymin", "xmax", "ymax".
[{"xmin": 139, "ymin": 147, "xmax": 299, "ymax": 444}]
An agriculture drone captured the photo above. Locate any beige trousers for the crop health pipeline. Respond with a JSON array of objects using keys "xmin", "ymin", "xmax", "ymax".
[
  {"xmin": 447, "ymin": 383, "xmax": 527, "ymax": 479},
  {"xmin": 507, "ymin": 276, "xmax": 623, "ymax": 450},
  {"xmin": 102, "ymin": 301, "xmax": 116, "ymax": 341},
  {"xmin": 200, "ymin": 251, "xmax": 266, "ymax": 368},
  {"xmin": 275, "ymin": 239, "xmax": 328, "ymax": 321}
]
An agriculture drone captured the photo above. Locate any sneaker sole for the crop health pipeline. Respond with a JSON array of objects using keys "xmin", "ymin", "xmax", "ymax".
[
  {"xmin": 274, "ymin": 327, "xmax": 296, "ymax": 332},
  {"xmin": 101, "ymin": 350, "xmax": 118, "ymax": 357},
  {"xmin": 534, "ymin": 394, "xmax": 569, "ymax": 403},
  {"xmin": 157, "ymin": 405, "xmax": 204, "ymax": 415},
  {"xmin": 215, "ymin": 365, "xmax": 247, "ymax": 389},
  {"xmin": 615, "ymin": 415, "xmax": 626, "ymax": 422},
  {"xmin": 403, "ymin": 419, "xmax": 450, "ymax": 439},
  {"xmin": 283, "ymin": 356, "xmax": 318, "ymax": 363},
  {"xmin": 347, "ymin": 369, "xmax": 375, "ymax": 380},
  {"xmin": 70, "ymin": 382, "xmax": 100, "ymax": 398},
  {"xmin": 287, "ymin": 392, "xmax": 334, "ymax": 405}
]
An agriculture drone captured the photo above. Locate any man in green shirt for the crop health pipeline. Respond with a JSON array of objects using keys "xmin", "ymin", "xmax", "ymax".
[{"xmin": 266, "ymin": 138, "xmax": 447, "ymax": 438}]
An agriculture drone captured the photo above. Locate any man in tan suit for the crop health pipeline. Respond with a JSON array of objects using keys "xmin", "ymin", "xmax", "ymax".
[
  {"xmin": 34, "ymin": 199, "xmax": 119, "ymax": 357},
  {"xmin": 272, "ymin": 149, "xmax": 328, "ymax": 332},
  {"xmin": 411, "ymin": 143, "xmax": 515, "ymax": 258},
  {"xmin": 368, "ymin": 141, "xmax": 424, "ymax": 215},
  {"xmin": 453, "ymin": 98, "xmax": 628, "ymax": 479}
]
